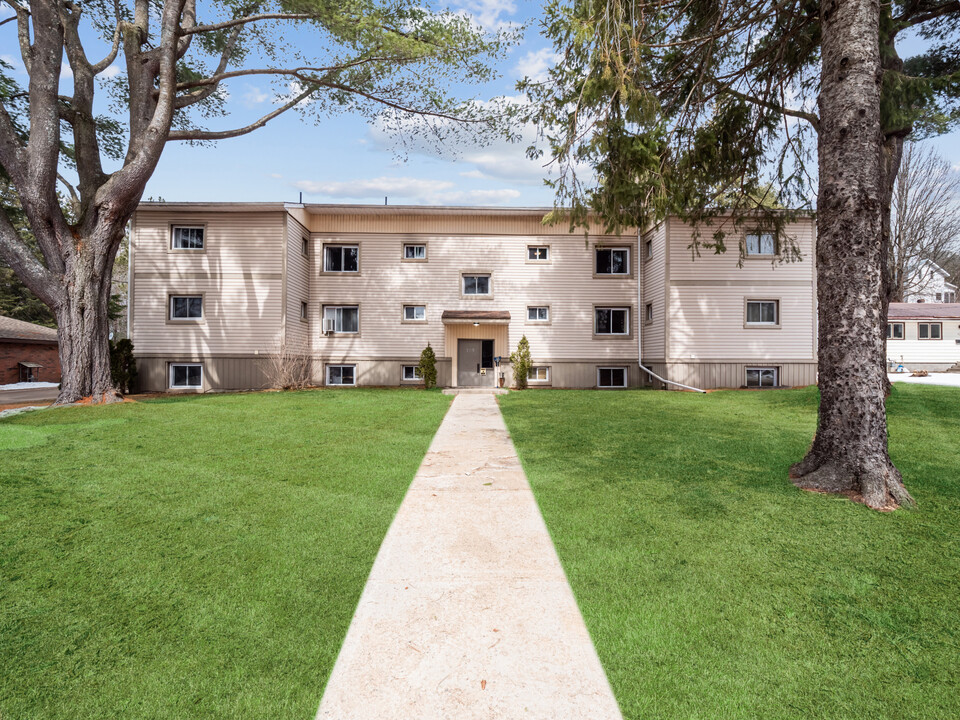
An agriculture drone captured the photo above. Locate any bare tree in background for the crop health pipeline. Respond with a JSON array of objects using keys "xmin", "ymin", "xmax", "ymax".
[{"xmin": 890, "ymin": 142, "xmax": 960, "ymax": 301}]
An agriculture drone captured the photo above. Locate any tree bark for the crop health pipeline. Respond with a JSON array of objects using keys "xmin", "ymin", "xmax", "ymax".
[{"xmin": 790, "ymin": 0, "xmax": 913, "ymax": 510}]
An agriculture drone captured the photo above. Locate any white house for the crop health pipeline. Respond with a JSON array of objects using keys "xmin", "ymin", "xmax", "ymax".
[
  {"xmin": 903, "ymin": 259, "xmax": 958, "ymax": 303},
  {"xmin": 886, "ymin": 302, "xmax": 960, "ymax": 371}
]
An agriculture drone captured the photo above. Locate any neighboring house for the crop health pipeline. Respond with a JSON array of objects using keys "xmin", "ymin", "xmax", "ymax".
[
  {"xmin": 0, "ymin": 315, "xmax": 61, "ymax": 384},
  {"xmin": 886, "ymin": 303, "xmax": 960, "ymax": 371},
  {"xmin": 903, "ymin": 259, "xmax": 958, "ymax": 303},
  {"xmin": 128, "ymin": 203, "xmax": 817, "ymax": 392}
]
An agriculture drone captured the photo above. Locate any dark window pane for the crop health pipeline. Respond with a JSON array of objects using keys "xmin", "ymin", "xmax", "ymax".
[
  {"xmin": 611, "ymin": 310, "xmax": 626, "ymax": 334},
  {"xmin": 475, "ymin": 276, "xmax": 489, "ymax": 294},
  {"xmin": 611, "ymin": 369, "xmax": 625, "ymax": 386},
  {"xmin": 747, "ymin": 303, "xmax": 761, "ymax": 323},
  {"xmin": 481, "ymin": 340, "xmax": 494, "ymax": 369},
  {"xmin": 341, "ymin": 307, "xmax": 359, "ymax": 333},
  {"xmin": 611, "ymin": 250, "xmax": 627, "ymax": 273},
  {"xmin": 173, "ymin": 365, "xmax": 187, "ymax": 385},
  {"xmin": 329, "ymin": 366, "xmax": 342, "ymax": 384},
  {"xmin": 173, "ymin": 297, "xmax": 187, "ymax": 317},
  {"xmin": 761, "ymin": 302, "xmax": 776, "ymax": 323},
  {"xmin": 746, "ymin": 369, "xmax": 759, "ymax": 387},
  {"xmin": 464, "ymin": 276, "xmax": 476, "ymax": 294},
  {"xmin": 344, "ymin": 247, "xmax": 359, "ymax": 271},
  {"xmin": 931, "ymin": 324, "xmax": 941, "ymax": 339},
  {"xmin": 342, "ymin": 366, "xmax": 355, "ymax": 384},
  {"xmin": 596, "ymin": 249, "xmax": 611, "ymax": 273},
  {"xmin": 188, "ymin": 297, "xmax": 202, "ymax": 318},
  {"xmin": 325, "ymin": 247, "xmax": 341, "ymax": 272},
  {"xmin": 761, "ymin": 370, "xmax": 775, "ymax": 387},
  {"xmin": 919, "ymin": 324, "xmax": 928, "ymax": 339},
  {"xmin": 596, "ymin": 309, "xmax": 610, "ymax": 333},
  {"xmin": 187, "ymin": 365, "xmax": 201, "ymax": 386},
  {"xmin": 599, "ymin": 368, "xmax": 611, "ymax": 386}
]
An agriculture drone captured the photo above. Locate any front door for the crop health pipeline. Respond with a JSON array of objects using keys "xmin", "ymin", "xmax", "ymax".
[{"xmin": 457, "ymin": 339, "xmax": 495, "ymax": 387}]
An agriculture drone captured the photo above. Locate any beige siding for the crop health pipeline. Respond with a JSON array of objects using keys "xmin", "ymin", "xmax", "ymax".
[
  {"xmin": 641, "ymin": 222, "xmax": 666, "ymax": 361},
  {"xmin": 311, "ymin": 232, "xmax": 639, "ymax": 365},
  {"xmin": 137, "ymin": 356, "xmax": 271, "ymax": 392},
  {"xmin": 131, "ymin": 210, "xmax": 286, "ymax": 356},
  {"xmin": 643, "ymin": 361, "xmax": 816, "ymax": 390},
  {"xmin": 285, "ymin": 215, "xmax": 311, "ymax": 353},
  {"xmin": 886, "ymin": 320, "xmax": 960, "ymax": 368}
]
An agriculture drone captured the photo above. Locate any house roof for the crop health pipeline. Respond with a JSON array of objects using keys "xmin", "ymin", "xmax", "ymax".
[
  {"xmin": 0, "ymin": 315, "xmax": 58, "ymax": 343},
  {"xmin": 889, "ymin": 303, "xmax": 960, "ymax": 320}
]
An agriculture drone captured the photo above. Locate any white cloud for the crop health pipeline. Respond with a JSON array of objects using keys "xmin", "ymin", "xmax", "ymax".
[
  {"xmin": 450, "ymin": 0, "xmax": 519, "ymax": 32},
  {"xmin": 60, "ymin": 62, "xmax": 73, "ymax": 79},
  {"xmin": 513, "ymin": 48, "xmax": 560, "ymax": 83},
  {"xmin": 269, "ymin": 173, "xmax": 283, "ymax": 179},
  {"xmin": 292, "ymin": 176, "xmax": 522, "ymax": 206},
  {"xmin": 277, "ymin": 80, "xmax": 314, "ymax": 107},
  {"xmin": 100, "ymin": 64, "xmax": 122, "ymax": 78},
  {"xmin": 243, "ymin": 84, "xmax": 271, "ymax": 106}
]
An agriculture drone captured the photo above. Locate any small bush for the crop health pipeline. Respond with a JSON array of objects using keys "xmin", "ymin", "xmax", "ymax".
[
  {"xmin": 419, "ymin": 343, "xmax": 438, "ymax": 389},
  {"xmin": 109, "ymin": 338, "xmax": 138, "ymax": 394},
  {"xmin": 510, "ymin": 335, "xmax": 532, "ymax": 389}
]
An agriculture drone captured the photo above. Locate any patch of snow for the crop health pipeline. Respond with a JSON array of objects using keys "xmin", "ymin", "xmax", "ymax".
[
  {"xmin": 0, "ymin": 405, "xmax": 46, "ymax": 419},
  {"xmin": 0, "ymin": 381, "xmax": 60, "ymax": 390},
  {"xmin": 888, "ymin": 373, "xmax": 960, "ymax": 388}
]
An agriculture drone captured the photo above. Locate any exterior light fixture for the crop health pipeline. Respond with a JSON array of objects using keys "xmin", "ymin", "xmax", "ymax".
[{"xmin": 473, "ymin": 322, "xmax": 480, "ymax": 326}]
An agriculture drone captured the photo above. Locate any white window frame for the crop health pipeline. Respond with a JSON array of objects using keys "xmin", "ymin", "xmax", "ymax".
[
  {"xmin": 597, "ymin": 367, "xmax": 627, "ymax": 388},
  {"xmin": 595, "ymin": 247, "xmax": 630, "ymax": 275},
  {"xmin": 595, "ymin": 307, "xmax": 630, "ymax": 335},
  {"xmin": 169, "ymin": 294, "xmax": 203, "ymax": 320},
  {"xmin": 886, "ymin": 322, "xmax": 904, "ymax": 340},
  {"xmin": 745, "ymin": 299, "xmax": 779, "ymax": 326},
  {"xmin": 527, "ymin": 246, "xmax": 550, "ymax": 261},
  {"xmin": 401, "ymin": 365, "xmax": 422, "ymax": 381},
  {"xmin": 527, "ymin": 306, "xmax": 549, "ymax": 322},
  {"xmin": 462, "ymin": 274, "xmax": 491, "ymax": 296},
  {"xmin": 745, "ymin": 231, "xmax": 777, "ymax": 256},
  {"xmin": 326, "ymin": 364, "xmax": 356, "ymax": 386},
  {"xmin": 403, "ymin": 305, "xmax": 426, "ymax": 322},
  {"xmin": 323, "ymin": 244, "xmax": 359, "ymax": 273},
  {"xmin": 169, "ymin": 363, "xmax": 203, "ymax": 389},
  {"xmin": 171, "ymin": 226, "xmax": 204, "ymax": 251},
  {"xmin": 745, "ymin": 367, "xmax": 778, "ymax": 388},
  {"xmin": 403, "ymin": 244, "xmax": 427, "ymax": 261},
  {"xmin": 528, "ymin": 366, "xmax": 550, "ymax": 382},
  {"xmin": 323, "ymin": 305, "xmax": 360, "ymax": 334},
  {"xmin": 919, "ymin": 322, "xmax": 942, "ymax": 340}
]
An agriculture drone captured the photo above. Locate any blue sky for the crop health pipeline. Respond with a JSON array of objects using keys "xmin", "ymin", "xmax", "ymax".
[{"xmin": 2, "ymin": 0, "xmax": 958, "ymax": 208}]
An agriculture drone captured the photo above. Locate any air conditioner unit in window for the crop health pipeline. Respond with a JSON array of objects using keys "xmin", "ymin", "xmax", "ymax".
[{"xmin": 322, "ymin": 318, "xmax": 335, "ymax": 334}]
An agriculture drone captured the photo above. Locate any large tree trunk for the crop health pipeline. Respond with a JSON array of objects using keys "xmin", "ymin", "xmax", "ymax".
[
  {"xmin": 790, "ymin": 0, "xmax": 913, "ymax": 510},
  {"xmin": 53, "ymin": 240, "xmax": 123, "ymax": 405}
]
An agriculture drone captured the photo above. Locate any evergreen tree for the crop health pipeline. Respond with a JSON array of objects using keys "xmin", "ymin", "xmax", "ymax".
[
  {"xmin": 418, "ymin": 343, "xmax": 438, "ymax": 390},
  {"xmin": 510, "ymin": 336, "xmax": 532, "ymax": 390}
]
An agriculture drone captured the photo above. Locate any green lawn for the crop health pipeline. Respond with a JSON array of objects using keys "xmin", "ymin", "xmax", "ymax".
[
  {"xmin": 0, "ymin": 389, "xmax": 450, "ymax": 719},
  {"xmin": 500, "ymin": 385, "xmax": 960, "ymax": 720}
]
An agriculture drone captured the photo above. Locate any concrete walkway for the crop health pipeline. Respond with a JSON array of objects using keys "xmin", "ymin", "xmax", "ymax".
[{"xmin": 317, "ymin": 393, "xmax": 622, "ymax": 720}]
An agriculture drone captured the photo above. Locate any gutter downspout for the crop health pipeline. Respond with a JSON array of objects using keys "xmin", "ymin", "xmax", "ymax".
[{"xmin": 637, "ymin": 227, "xmax": 706, "ymax": 393}]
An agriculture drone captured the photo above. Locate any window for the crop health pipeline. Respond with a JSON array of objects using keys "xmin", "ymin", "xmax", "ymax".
[
  {"xmin": 886, "ymin": 322, "xmax": 904, "ymax": 340},
  {"xmin": 300, "ymin": 301, "xmax": 308, "ymax": 320},
  {"xmin": 481, "ymin": 339, "xmax": 494, "ymax": 369},
  {"xmin": 324, "ymin": 245, "xmax": 359, "ymax": 272},
  {"xmin": 326, "ymin": 364, "xmax": 356, "ymax": 386},
  {"xmin": 403, "ymin": 305, "xmax": 426, "ymax": 321},
  {"xmin": 323, "ymin": 305, "xmax": 359, "ymax": 333},
  {"xmin": 402, "ymin": 365, "xmax": 422, "ymax": 381},
  {"xmin": 645, "ymin": 303, "xmax": 653, "ymax": 323},
  {"xmin": 598, "ymin": 367, "xmax": 627, "ymax": 388},
  {"xmin": 301, "ymin": 237, "xmax": 309, "ymax": 257},
  {"xmin": 919, "ymin": 322, "xmax": 942, "ymax": 340},
  {"xmin": 403, "ymin": 244, "xmax": 426, "ymax": 260},
  {"xmin": 528, "ymin": 366, "xmax": 549, "ymax": 382},
  {"xmin": 595, "ymin": 247, "xmax": 630, "ymax": 274},
  {"xmin": 595, "ymin": 307, "xmax": 629, "ymax": 335},
  {"xmin": 169, "ymin": 363, "xmax": 202, "ymax": 388},
  {"xmin": 528, "ymin": 246, "xmax": 549, "ymax": 261},
  {"xmin": 947, "ymin": 292, "xmax": 956, "ymax": 303},
  {"xmin": 936, "ymin": 293, "xmax": 943, "ymax": 302},
  {"xmin": 746, "ymin": 300, "xmax": 779, "ymax": 325},
  {"xmin": 463, "ymin": 274, "xmax": 491, "ymax": 295},
  {"xmin": 171, "ymin": 226, "xmax": 204, "ymax": 250},
  {"xmin": 645, "ymin": 239, "xmax": 652, "ymax": 259},
  {"xmin": 745, "ymin": 232, "xmax": 777, "ymax": 256},
  {"xmin": 527, "ymin": 306, "xmax": 549, "ymax": 322},
  {"xmin": 745, "ymin": 367, "xmax": 778, "ymax": 388},
  {"xmin": 169, "ymin": 295, "xmax": 202, "ymax": 320}
]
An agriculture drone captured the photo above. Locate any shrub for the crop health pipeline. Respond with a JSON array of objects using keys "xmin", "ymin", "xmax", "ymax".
[
  {"xmin": 109, "ymin": 338, "xmax": 138, "ymax": 394},
  {"xmin": 510, "ymin": 335, "xmax": 532, "ymax": 389},
  {"xmin": 418, "ymin": 343, "xmax": 438, "ymax": 389}
]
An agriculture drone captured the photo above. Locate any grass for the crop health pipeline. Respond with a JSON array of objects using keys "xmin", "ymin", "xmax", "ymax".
[
  {"xmin": 0, "ymin": 388, "xmax": 450, "ymax": 719},
  {"xmin": 499, "ymin": 384, "xmax": 960, "ymax": 720}
]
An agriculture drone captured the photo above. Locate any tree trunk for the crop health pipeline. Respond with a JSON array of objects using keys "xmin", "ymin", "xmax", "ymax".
[
  {"xmin": 53, "ymin": 241, "xmax": 122, "ymax": 405},
  {"xmin": 790, "ymin": 0, "xmax": 913, "ymax": 510}
]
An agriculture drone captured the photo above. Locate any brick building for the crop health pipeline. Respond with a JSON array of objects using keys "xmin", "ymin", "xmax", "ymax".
[{"xmin": 0, "ymin": 315, "xmax": 60, "ymax": 385}]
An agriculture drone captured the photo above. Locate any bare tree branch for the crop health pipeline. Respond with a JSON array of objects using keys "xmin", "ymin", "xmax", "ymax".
[
  {"xmin": 725, "ymin": 87, "xmax": 821, "ymax": 133},
  {"xmin": 179, "ymin": 12, "xmax": 315, "ymax": 36}
]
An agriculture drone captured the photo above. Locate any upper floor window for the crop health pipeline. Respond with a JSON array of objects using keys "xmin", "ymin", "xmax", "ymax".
[
  {"xmin": 403, "ymin": 305, "xmax": 426, "ymax": 321},
  {"xmin": 595, "ymin": 307, "xmax": 629, "ymax": 335},
  {"xmin": 301, "ymin": 237, "xmax": 309, "ymax": 257},
  {"xmin": 919, "ymin": 322, "xmax": 942, "ymax": 340},
  {"xmin": 746, "ymin": 299, "xmax": 779, "ymax": 326},
  {"xmin": 169, "ymin": 295, "xmax": 202, "ymax": 320},
  {"xmin": 645, "ymin": 239, "xmax": 652, "ymax": 259},
  {"xmin": 528, "ymin": 246, "xmax": 549, "ymax": 261},
  {"xmin": 596, "ymin": 247, "xmax": 629, "ymax": 275},
  {"xmin": 886, "ymin": 322, "xmax": 904, "ymax": 340},
  {"xmin": 936, "ymin": 292, "xmax": 943, "ymax": 301},
  {"xmin": 324, "ymin": 245, "xmax": 359, "ymax": 273},
  {"xmin": 463, "ymin": 274, "xmax": 491, "ymax": 296},
  {"xmin": 645, "ymin": 303, "xmax": 653, "ymax": 323},
  {"xmin": 404, "ymin": 244, "xmax": 426, "ymax": 260},
  {"xmin": 172, "ymin": 226, "xmax": 204, "ymax": 250},
  {"xmin": 323, "ymin": 305, "xmax": 359, "ymax": 333},
  {"xmin": 746, "ymin": 232, "xmax": 776, "ymax": 256},
  {"xmin": 947, "ymin": 292, "xmax": 956, "ymax": 303},
  {"xmin": 527, "ymin": 306, "xmax": 549, "ymax": 322},
  {"xmin": 300, "ymin": 301, "xmax": 308, "ymax": 320}
]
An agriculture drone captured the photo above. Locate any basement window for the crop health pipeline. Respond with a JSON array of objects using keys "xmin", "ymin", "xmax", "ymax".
[
  {"xmin": 402, "ymin": 365, "xmax": 422, "ymax": 381},
  {"xmin": 746, "ymin": 367, "xmax": 778, "ymax": 388},
  {"xmin": 169, "ymin": 363, "xmax": 202, "ymax": 388},
  {"xmin": 597, "ymin": 367, "xmax": 627, "ymax": 388},
  {"xmin": 326, "ymin": 364, "xmax": 356, "ymax": 386}
]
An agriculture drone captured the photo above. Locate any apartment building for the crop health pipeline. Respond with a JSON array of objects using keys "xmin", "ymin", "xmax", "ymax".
[{"xmin": 129, "ymin": 203, "xmax": 817, "ymax": 392}]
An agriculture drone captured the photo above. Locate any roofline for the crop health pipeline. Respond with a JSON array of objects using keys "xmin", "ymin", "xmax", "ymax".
[{"xmin": 0, "ymin": 336, "xmax": 59, "ymax": 345}]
